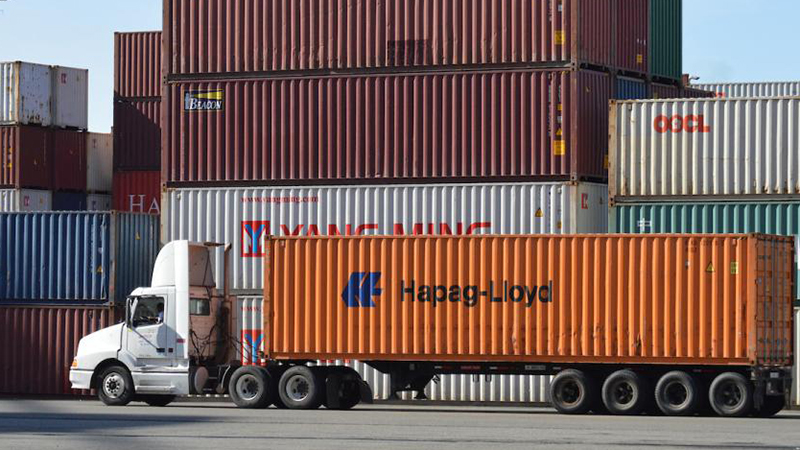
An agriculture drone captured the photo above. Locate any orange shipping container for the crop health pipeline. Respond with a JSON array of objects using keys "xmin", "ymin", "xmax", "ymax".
[{"xmin": 264, "ymin": 234, "xmax": 793, "ymax": 368}]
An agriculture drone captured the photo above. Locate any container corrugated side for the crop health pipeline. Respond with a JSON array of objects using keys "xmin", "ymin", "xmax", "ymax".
[
  {"xmin": 694, "ymin": 82, "xmax": 800, "ymax": 99},
  {"xmin": 0, "ymin": 189, "xmax": 52, "ymax": 212},
  {"xmin": 51, "ymin": 129, "xmax": 87, "ymax": 192},
  {"xmin": 165, "ymin": 69, "xmax": 612, "ymax": 185},
  {"xmin": 0, "ymin": 62, "xmax": 52, "ymax": 127},
  {"xmin": 86, "ymin": 194, "xmax": 112, "ymax": 211},
  {"xmin": 615, "ymin": 76, "xmax": 648, "ymax": 100},
  {"xmin": 86, "ymin": 133, "xmax": 113, "ymax": 193},
  {"xmin": 113, "ymin": 99, "xmax": 161, "ymax": 171},
  {"xmin": 236, "ymin": 296, "xmax": 550, "ymax": 403},
  {"xmin": 265, "ymin": 234, "xmax": 793, "ymax": 368},
  {"xmin": 0, "ymin": 213, "xmax": 159, "ymax": 303},
  {"xmin": 115, "ymin": 32, "xmax": 162, "ymax": 98},
  {"xmin": 51, "ymin": 67, "xmax": 88, "ymax": 130},
  {"xmin": 616, "ymin": 0, "xmax": 648, "ymax": 73},
  {"xmin": 164, "ymin": 0, "xmax": 614, "ymax": 76},
  {"xmin": 112, "ymin": 171, "xmax": 161, "ymax": 214},
  {"xmin": 0, "ymin": 125, "xmax": 52, "ymax": 190},
  {"xmin": 649, "ymin": 0, "xmax": 682, "ymax": 81},
  {"xmin": 0, "ymin": 305, "xmax": 117, "ymax": 396},
  {"xmin": 611, "ymin": 201, "xmax": 800, "ymax": 300},
  {"xmin": 610, "ymin": 97, "xmax": 800, "ymax": 200},
  {"xmin": 165, "ymin": 182, "xmax": 606, "ymax": 292}
]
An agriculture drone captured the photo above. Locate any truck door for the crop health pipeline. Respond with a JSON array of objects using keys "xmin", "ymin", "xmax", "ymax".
[{"xmin": 125, "ymin": 296, "xmax": 173, "ymax": 364}]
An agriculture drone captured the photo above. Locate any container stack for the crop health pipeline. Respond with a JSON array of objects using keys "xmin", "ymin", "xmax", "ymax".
[
  {"xmin": 0, "ymin": 61, "xmax": 111, "ymax": 212},
  {"xmin": 157, "ymin": 0, "xmax": 695, "ymax": 403},
  {"xmin": 692, "ymin": 81, "xmax": 800, "ymax": 98},
  {"xmin": 112, "ymin": 32, "xmax": 162, "ymax": 215}
]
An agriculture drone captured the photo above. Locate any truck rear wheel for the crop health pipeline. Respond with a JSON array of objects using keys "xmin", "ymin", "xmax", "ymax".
[
  {"xmin": 655, "ymin": 371, "xmax": 699, "ymax": 416},
  {"xmin": 278, "ymin": 366, "xmax": 324, "ymax": 410},
  {"xmin": 325, "ymin": 367, "xmax": 362, "ymax": 410},
  {"xmin": 550, "ymin": 369, "xmax": 597, "ymax": 415},
  {"xmin": 602, "ymin": 370, "xmax": 650, "ymax": 415},
  {"xmin": 229, "ymin": 366, "xmax": 273, "ymax": 409},
  {"xmin": 98, "ymin": 365, "xmax": 135, "ymax": 406},
  {"xmin": 709, "ymin": 372, "xmax": 752, "ymax": 417}
]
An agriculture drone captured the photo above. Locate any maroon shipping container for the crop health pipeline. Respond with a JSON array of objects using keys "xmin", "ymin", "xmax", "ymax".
[
  {"xmin": 113, "ymin": 98, "xmax": 162, "ymax": 170},
  {"xmin": 0, "ymin": 305, "xmax": 118, "ymax": 396},
  {"xmin": 651, "ymin": 82, "xmax": 681, "ymax": 99},
  {"xmin": 681, "ymin": 86, "xmax": 715, "ymax": 99},
  {"xmin": 51, "ymin": 130, "xmax": 87, "ymax": 192},
  {"xmin": 115, "ymin": 31, "xmax": 162, "ymax": 98},
  {"xmin": 164, "ymin": 0, "xmax": 614, "ymax": 76},
  {"xmin": 616, "ymin": 0, "xmax": 648, "ymax": 72},
  {"xmin": 113, "ymin": 171, "xmax": 161, "ymax": 214},
  {"xmin": 0, "ymin": 126, "xmax": 52, "ymax": 190},
  {"xmin": 164, "ymin": 69, "xmax": 611, "ymax": 185}
]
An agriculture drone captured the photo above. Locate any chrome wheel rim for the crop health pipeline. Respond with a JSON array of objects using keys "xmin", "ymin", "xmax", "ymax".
[
  {"xmin": 285, "ymin": 374, "xmax": 310, "ymax": 402},
  {"xmin": 235, "ymin": 374, "xmax": 261, "ymax": 401},
  {"xmin": 103, "ymin": 373, "xmax": 125, "ymax": 399}
]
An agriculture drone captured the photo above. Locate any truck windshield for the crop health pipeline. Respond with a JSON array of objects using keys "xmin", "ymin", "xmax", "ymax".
[{"xmin": 130, "ymin": 297, "xmax": 165, "ymax": 327}]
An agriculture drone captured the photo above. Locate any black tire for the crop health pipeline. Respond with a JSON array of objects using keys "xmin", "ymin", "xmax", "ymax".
[
  {"xmin": 139, "ymin": 395, "xmax": 176, "ymax": 407},
  {"xmin": 709, "ymin": 372, "xmax": 753, "ymax": 417},
  {"xmin": 754, "ymin": 396, "xmax": 785, "ymax": 418},
  {"xmin": 97, "ymin": 365, "xmax": 135, "ymax": 406},
  {"xmin": 229, "ymin": 366, "xmax": 273, "ymax": 409},
  {"xmin": 278, "ymin": 366, "xmax": 324, "ymax": 410},
  {"xmin": 602, "ymin": 369, "xmax": 650, "ymax": 415},
  {"xmin": 325, "ymin": 367, "xmax": 362, "ymax": 410},
  {"xmin": 550, "ymin": 369, "xmax": 598, "ymax": 415},
  {"xmin": 655, "ymin": 371, "xmax": 699, "ymax": 416}
]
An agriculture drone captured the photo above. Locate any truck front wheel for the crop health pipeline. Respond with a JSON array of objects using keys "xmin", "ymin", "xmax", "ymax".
[
  {"xmin": 229, "ymin": 366, "xmax": 273, "ymax": 409},
  {"xmin": 550, "ymin": 369, "xmax": 597, "ymax": 414},
  {"xmin": 98, "ymin": 365, "xmax": 135, "ymax": 406},
  {"xmin": 278, "ymin": 366, "xmax": 324, "ymax": 410}
]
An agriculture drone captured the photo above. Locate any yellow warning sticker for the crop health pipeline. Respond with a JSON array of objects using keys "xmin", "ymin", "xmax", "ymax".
[
  {"xmin": 604, "ymin": 154, "xmax": 609, "ymax": 169},
  {"xmin": 556, "ymin": 221, "xmax": 563, "ymax": 229},
  {"xmin": 557, "ymin": 104, "xmax": 563, "ymax": 112},
  {"xmin": 555, "ymin": 31, "xmax": 564, "ymax": 45},
  {"xmin": 636, "ymin": 54, "xmax": 643, "ymax": 64},
  {"xmin": 730, "ymin": 262, "xmax": 739, "ymax": 275},
  {"xmin": 556, "ymin": 128, "xmax": 563, "ymax": 137},
  {"xmin": 96, "ymin": 265, "xmax": 103, "ymax": 274},
  {"xmin": 706, "ymin": 262, "xmax": 715, "ymax": 273},
  {"xmin": 136, "ymin": 232, "xmax": 141, "ymax": 241},
  {"xmin": 553, "ymin": 140, "xmax": 565, "ymax": 156},
  {"xmin": 535, "ymin": 208, "xmax": 545, "ymax": 218}
]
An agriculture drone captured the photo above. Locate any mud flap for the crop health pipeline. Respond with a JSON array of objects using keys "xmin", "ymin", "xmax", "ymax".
[
  {"xmin": 359, "ymin": 379, "xmax": 374, "ymax": 404},
  {"xmin": 325, "ymin": 374, "xmax": 343, "ymax": 409}
]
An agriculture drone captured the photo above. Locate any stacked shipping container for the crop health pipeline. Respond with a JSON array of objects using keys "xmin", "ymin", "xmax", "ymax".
[{"xmin": 692, "ymin": 81, "xmax": 800, "ymax": 98}]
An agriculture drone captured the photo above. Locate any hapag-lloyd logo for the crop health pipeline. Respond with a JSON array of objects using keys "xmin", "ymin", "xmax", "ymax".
[{"xmin": 241, "ymin": 220, "xmax": 492, "ymax": 257}]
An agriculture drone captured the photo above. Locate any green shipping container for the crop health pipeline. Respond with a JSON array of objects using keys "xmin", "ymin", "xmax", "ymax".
[
  {"xmin": 649, "ymin": 0, "xmax": 683, "ymax": 80},
  {"xmin": 612, "ymin": 202, "xmax": 800, "ymax": 299}
]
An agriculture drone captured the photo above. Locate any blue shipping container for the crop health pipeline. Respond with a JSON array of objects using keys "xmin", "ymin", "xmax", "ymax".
[
  {"xmin": 52, "ymin": 192, "xmax": 87, "ymax": 211},
  {"xmin": 615, "ymin": 76, "xmax": 649, "ymax": 100},
  {"xmin": 0, "ymin": 212, "xmax": 159, "ymax": 303}
]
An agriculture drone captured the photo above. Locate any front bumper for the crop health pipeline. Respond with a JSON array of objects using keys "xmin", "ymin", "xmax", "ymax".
[{"xmin": 69, "ymin": 369, "xmax": 93, "ymax": 390}]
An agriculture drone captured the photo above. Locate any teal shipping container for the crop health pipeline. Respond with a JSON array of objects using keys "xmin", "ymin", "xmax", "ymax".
[
  {"xmin": 612, "ymin": 202, "xmax": 800, "ymax": 299},
  {"xmin": 649, "ymin": 0, "xmax": 682, "ymax": 80},
  {"xmin": 0, "ymin": 212, "xmax": 159, "ymax": 303}
]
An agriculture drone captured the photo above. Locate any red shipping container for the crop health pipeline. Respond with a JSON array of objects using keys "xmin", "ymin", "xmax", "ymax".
[
  {"xmin": 114, "ymin": 31, "xmax": 162, "ymax": 98},
  {"xmin": 51, "ymin": 129, "xmax": 87, "ymax": 192},
  {"xmin": 113, "ymin": 171, "xmax": 161, "ymax": 214},
  {"xmin": 164, "ymin": 69, "xmax": 611, "ymax": 185},
  {"xmin": 163, "ymin": 0, "xmax": 613, "ymax": 76},
  {"xmin": 0, "ymin": 305, "xmax": 118, "ymax": 396},
  {"xmin": 0, "ymin": 125, "xmax": 52, "ymax": 190},
  {"xmin": 616, "ymin": 0, "xmax": 648, "ymax": 72},
  {"xmin": 113, "ymin": 99, "xmax": 161, "ymax": 170}
]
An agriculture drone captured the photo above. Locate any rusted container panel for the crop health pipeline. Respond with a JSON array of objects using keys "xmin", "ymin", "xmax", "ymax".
[
  {"xmin": 113, "ymin": 99, "xmax": 161, "ymax": 171},
  {"xmin": 265, "ymin": 234, "xmax": 794, "ymax": 368},
  {"xmin": 0, "ymin": 305, "xmax": 117, "ymax": 396},
  {"xmin": 0, "ymin": 125, "xmax": 52, "ymax": 190},
  {"xmin": 114, "ymin": 32, "xmax": 162, "ymax": 99},
  {"xmin": 165, "ymin": 69, "xmax": 611, "ymax": 185},
  {"xmin": 616, "ymin": 0, "xmax": 648, "ymax": 73},
  {"xmin": 112, "ymin": 171, "xmax": 161, "ymax": 214},
  {"xmin": 164, "ymin": 0, "xmax": 619, "ymax": 76},
  {"xmin": 51, "ymin": 129, "xmax": 87, "ymax": 192}
]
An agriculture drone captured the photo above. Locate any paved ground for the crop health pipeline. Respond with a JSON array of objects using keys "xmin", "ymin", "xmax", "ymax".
[{"xmin": 0, "ymin": 399, "xmax": 799, "ymax": 450}]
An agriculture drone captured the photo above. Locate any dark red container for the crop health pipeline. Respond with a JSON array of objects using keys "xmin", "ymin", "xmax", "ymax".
[
  {"xmin": 164, "ymin": 0, "xmax": 615, "ymax": 76},
  {"xmin": 651, "ymin": 82, "xmax": 681, "ymax": 99},
  {"xmin": 681, "ymin": 86, "xmax": 716, "ymax": 99},
  {"xmin": 115, "ymin": 31, "xmax": 162, "ymax": 98},
  {"xmin": 51, "ymin": 130, "xmax": 87, "ymax": 192},
  {"xmin": 164, "ymin": 69, "xmax": 611, "ymax": 185},
  {"xmin": 113, "ymin": 171, "xmax": 161, "ymax": 214},
  {"xmin": 616, "ymin": 0, "xmax": 648, "ymax": 72},
  {"xmin": 0, "ymin": 305, "xmax": 117, "ymax": 396},
  {"xmin": 113, "ymin": 98, "xmax": 162, "ymax": 170},
  {"xmin": 0, "ymin": 126, "xmax": 52, "ymax": 190}
]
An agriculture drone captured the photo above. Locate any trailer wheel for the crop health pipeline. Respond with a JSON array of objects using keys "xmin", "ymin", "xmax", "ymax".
[
  {"xmin": 98, "ymin": 365, "xmax": 135, "ymax": 406},
  {"xmin": 278, "ymin": 366, "xmax": 324, "ymax": 410},
  {"xmin": 139, "ymin": 395, "xmax": 176, "ymax": 407},
  {"xmin": 655, "ymin": 371, "xmax": 699, "ymax": 416},
  {"xmin": 754, "ymin": 396, "xmax": 785, "ymax": 418},
  {"xmin": 229, "ymin": 366, "xmax": 273, "ymax": 409},
  {"xmin": 550, "ymin": 369, "xmax": 597, "ymax": 415},
  {"xmin": 325, "ymin": 367, "xmax": 362, "ymax": 410},
  {"xmin": 602, "ymin": 370, "xmax": 650, "ymax": 415},
  {"xmin": 709, "ymin": 372, "xmax": 752, "ymax": 417}
]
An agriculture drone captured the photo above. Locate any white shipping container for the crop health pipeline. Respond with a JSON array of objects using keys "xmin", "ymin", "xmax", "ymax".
[
  {"xmin": 0, "ymin": 189, "xmax": 52, "ymax": 212},
  {"xmin": 0, "ymin": 62, "xmax": 52, "ymax": 126},
  {"xmin": 693, "ymin": 82, "xmax": 800, "ymax": 99},
  {"xmin": 610, "ymin": 97, "xmax": 800, "ymax": 201},
  {"xmin": 234, "ymin": 296, "xmax": 550, "ymax": 404},
  {"xmin": 51, "ymin": 66, "xmax": 89, "ymax": 130},
  {"xmin": 163, "ymin": 182, "xmax": 609, "ymax": 292},
  {"xmin": 86, "ymin": 133, "xmax": 113, "ymax": 193},
  {"xmin": 86, "ymin": 194, "xmax": 112, "ymax": 211}
]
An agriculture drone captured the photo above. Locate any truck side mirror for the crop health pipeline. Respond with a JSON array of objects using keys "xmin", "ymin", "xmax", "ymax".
[{"xmin": 125, "ymin": 298, "xmax": 133, "ymax": 329}]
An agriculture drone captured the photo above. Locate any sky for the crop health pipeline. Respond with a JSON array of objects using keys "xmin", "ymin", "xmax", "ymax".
[{"xmin": 0, "ymin": 0, "xmax": 798, "ymax": 133}]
